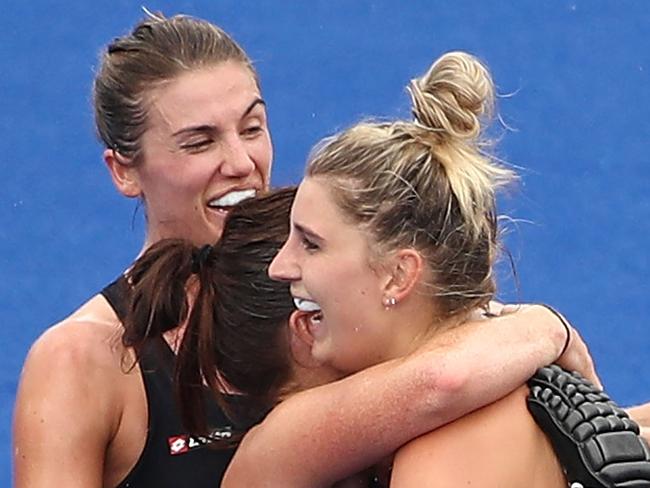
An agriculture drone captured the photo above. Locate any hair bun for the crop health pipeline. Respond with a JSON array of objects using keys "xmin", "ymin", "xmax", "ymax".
[{"xmin": 408, "ymin": 51, "xmax": 494, "ymax": 141}]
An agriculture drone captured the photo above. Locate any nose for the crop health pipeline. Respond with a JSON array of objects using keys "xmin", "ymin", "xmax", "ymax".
[
  {"xmin": 219, "ymin": 135, "xmax": 256, "ymax": 178},
  {"xmin": 269, "ymin": 240, "xmax": 300, "ymax": 282}
]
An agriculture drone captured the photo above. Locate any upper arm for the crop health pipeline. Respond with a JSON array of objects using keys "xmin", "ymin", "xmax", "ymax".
[{"xmin": 13, "ymin": 322, "xmax": 122, "ymax": 488}]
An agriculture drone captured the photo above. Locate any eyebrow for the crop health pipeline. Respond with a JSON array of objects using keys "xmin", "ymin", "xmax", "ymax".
[
  {"xmin": 293, "ymin": 222, "xmax": 324, "ymax": 242},
  {"xmin": 171, "ymin": 97, "xmax": 266, "ymax": 137}
]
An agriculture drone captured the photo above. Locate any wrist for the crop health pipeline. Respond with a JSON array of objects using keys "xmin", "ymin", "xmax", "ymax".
[
  {"xmin": 542, "ymin": 304, "xmax": 571, "ymax": 361},
  {"xmin": 512, "ymin": 304, "xmax": 567, "ymax": 364}
]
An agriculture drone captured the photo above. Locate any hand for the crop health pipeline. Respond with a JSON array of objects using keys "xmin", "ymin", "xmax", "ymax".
[
  {"xmin": 496, "ymin": 303, "xmax": 602, "ymax": 389},
  {"xmin": 555, "ymin": 324, "xmax": 603, "ymax": 390}
]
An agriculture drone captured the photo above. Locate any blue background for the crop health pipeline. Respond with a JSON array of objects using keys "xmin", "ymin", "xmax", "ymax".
[{"xmin": 2, "ymin": 1, "xmax": 649, "ymax": 484}]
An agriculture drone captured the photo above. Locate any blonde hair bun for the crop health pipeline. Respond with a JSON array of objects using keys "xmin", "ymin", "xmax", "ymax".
[{"xmin": 408, "ymin": 51, "xmax": 494, "ymax": 141}]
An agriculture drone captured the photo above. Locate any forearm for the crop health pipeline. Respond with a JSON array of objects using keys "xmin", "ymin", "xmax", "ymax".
[
  {"xmin": 419, "ymin": 305, "xmax": 569, "ymax": 421},
  {"xmin": 225, "ymin": 354, "xmax": 450, "ymax": 487},
  {"xmin": 224, "ymin": 305, "xmax": 568, "ymax": 487}
]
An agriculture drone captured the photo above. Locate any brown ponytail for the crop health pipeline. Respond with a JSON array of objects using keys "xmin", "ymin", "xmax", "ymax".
[
  {"xmin": 124, "ymin": 188, "xmax": 297, "ymax": 438},
  {"xmin": 177, "ymin": 188, "xmax": 297, "ymax": 435},
  {"xmin": 123, "ymin": 239, "xmax": 197, "ymax": 351}
]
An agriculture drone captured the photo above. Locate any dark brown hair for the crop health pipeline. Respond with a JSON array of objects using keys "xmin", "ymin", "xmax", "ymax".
[
  {"xmin": 123, "ymin": 188, "xmax": 296, "ymax": 436},
  {"xmin": 93, "ymin": 13, "xmax": 257, "ymax": 164}
]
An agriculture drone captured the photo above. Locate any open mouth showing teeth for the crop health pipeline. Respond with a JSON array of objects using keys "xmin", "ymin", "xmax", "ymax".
[
  {"xmin": 208, "ymin": 189, "xmax": 257, "ymax": 209},
  {"xmin": 294, "ymin": 298, "xmax": 324, "ymax": 328},
  {"xmin": 293, "ymin": 298, "xmax": 321, "ymax": 312}
]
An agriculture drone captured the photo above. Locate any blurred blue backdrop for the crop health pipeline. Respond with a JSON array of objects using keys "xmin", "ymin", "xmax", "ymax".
[{"xmin": 2, "ymin": 1, "xmax": 649, "ymax": 484}]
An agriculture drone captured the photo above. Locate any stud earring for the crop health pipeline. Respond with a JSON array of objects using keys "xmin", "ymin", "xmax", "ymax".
[{"xmin": 383, "ymin": 296, "xmax": 397, "ymax": 308}]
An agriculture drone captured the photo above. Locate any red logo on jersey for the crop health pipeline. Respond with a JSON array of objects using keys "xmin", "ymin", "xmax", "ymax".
[{"xmin": 168, "ymin": 435, "xmax": 189, "ymax": 455}]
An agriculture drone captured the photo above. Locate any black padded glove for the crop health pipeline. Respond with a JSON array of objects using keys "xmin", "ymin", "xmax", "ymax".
[{"xmin": 528, "ymin": 365, "xmax": 650, "ymax": 487}]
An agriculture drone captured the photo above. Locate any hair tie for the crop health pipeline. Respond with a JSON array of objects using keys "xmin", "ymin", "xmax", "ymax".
[
  {"xmin": 191, "ymin": 244, "xmax": 213, "ymax": 274},
  {"xmin": 539, "ymin": 304, "xmax": 572, "ymax": 360}
]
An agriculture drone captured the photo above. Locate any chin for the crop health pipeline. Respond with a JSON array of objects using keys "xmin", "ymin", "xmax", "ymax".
[
  {"xmin": 199, "ymin": 230, "xmax": 223, "ymax": 245},
  {"xmin": 193, "ymin": 219, "xmax": 222, "ymax": 243},
  {"xmin": 205, "ymin": 218, "xmax": 226, "ymax": 241}
]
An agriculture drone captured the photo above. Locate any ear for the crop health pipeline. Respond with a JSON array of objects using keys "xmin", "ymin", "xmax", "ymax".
[
  {"xmin": 287, "ymin": 310, "xmax": 321, "ymax": 369},
  {"xmin": 104, "ymin": 148, "xmax": 142, "ymax": 198},
  {"xmin": 382, "ymin": 248, "xmax": 424, "ymax": 304}
]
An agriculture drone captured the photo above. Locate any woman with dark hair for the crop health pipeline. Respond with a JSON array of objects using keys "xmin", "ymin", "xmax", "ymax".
[{"xmin": 14, "ymin": 13, "xmax": 272, "ymax": 487}]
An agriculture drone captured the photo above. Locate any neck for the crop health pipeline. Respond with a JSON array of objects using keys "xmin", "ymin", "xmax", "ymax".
[
  {"xmin": 140, "ymin": 232, "xmax": 157, "ymax": 257},
  {"xmin": 386, "ymin": 298, "xmax": 478, "ymax": 359}
]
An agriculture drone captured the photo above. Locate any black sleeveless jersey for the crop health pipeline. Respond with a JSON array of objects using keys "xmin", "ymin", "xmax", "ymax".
[{"xmin": 101, "ymin": 276, "xmax": 237, "ymax": 488}]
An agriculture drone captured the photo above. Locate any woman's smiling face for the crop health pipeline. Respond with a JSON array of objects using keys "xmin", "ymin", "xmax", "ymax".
[
  {"xmin": 112, "ymin": 61, "xmax": 272, "ymax": 246},
  {"xmin": 269, "ymin": 176, "xmax": 399, "ymax": 374}
]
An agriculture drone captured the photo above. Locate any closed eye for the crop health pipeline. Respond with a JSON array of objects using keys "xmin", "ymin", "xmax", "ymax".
[
  {"xmin": 180, "ymin": 139, "xmax": 213, "ymax": 152},
  {"xmin": 301, "ymin": 236, "xmax": 320, "ymax": 252},
  {"xmin": 293, "ymin": 222, "xmax": 323, "ymax": 253},
  {"xmin": 241, "ymin": 125, "xmax": 264, "ymax": 138}
]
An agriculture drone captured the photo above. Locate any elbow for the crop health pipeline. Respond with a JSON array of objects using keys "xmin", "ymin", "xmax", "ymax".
[
  {"xmin": 417, "ymin": 352, "xmax": 471, "ymax": 413},
  {"xmin": 435, "ymin": 361, "xmax": 470, "ymax": 397}
]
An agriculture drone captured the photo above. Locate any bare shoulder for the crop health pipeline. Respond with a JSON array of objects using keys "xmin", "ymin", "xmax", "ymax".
[
  {"xmin": 224, "ymin": 419, "xmax": 315, "ymax": 488},
  {"xmin": 392, "ymin": 387, "xmax": 532, "ymax": 468},
  {"xmin": 13, "ymin": 294, "xmax": 139, "ymax": 487},
  {"xmin": 391, "ymin": 386, "xmax": 565, "ymax": 487},
  {"xmin": 15, "ymin": 293, "xmax": 131, "ymax": 428},
  {"xmin": 24, "ymin": 294, "xmax": 127, "ymax": 373}
]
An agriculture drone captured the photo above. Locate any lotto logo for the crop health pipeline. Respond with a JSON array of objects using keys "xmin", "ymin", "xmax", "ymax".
[
  {"xmin": 168, "ymin": 436, "xmax": 189, "ymax": 455},
  {"xmin": 168, "ymin": 434, "xmax": 206, "ymax": 455}
]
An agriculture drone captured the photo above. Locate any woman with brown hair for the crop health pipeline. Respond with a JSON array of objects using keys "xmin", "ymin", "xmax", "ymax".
[{"xmin": 14, "ymin": 13, "xmax": 272, "ymax": 487}]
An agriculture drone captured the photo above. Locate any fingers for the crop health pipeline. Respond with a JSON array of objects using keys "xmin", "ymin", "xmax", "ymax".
[
  {"xmin": 489, "ymin": 301, "xmax": 525, "ymax": 316},
  {"xmin": 555, "ymin": 327, "xmax": 603, "ymax": 389}
]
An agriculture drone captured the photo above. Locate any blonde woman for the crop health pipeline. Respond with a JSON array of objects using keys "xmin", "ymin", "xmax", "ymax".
[
  {"xmin": 259, "ymin": 51, "xmax": 645, "ymax": 486},
  {"xmin": 123, "ymin": 51, "xmax": 627, "ymax": 486}
]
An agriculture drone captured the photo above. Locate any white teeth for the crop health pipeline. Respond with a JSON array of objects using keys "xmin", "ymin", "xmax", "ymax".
[
  {"xmin": 209, "ymin": 189, "xmax": 256, "ymax": 208},
  {"xmin": 293, "ymin": 298, "xmax": 321, "ymax": 312}
]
